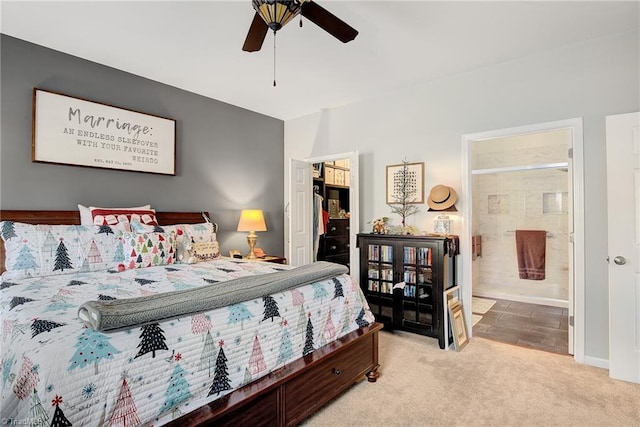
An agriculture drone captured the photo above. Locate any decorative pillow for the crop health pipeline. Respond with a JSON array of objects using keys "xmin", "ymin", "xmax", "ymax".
[
  {"xmin": 162, "ymin": 222, "xmax": 219, "ymax": 263},
  {"xmin": 78, "ymin": 204, "xmax": 152, "ymax": 226},
  {"xmin": 0, "ymin": 221, "xmax": 125, "ymax": 280},
  {"xmin": 121, "ymin": 232, "xmax": 176, "ymax": 270},
  {"xmin": 191, "ymin": 241, "xmax": 220, "ymax": 262},
  {"xmin": 91, "ymin": 209, "xmax": 159, "ymax": 230},
  {"xmin": 130, "ymin": 219, "xmax": 164, "ymax": 234}
]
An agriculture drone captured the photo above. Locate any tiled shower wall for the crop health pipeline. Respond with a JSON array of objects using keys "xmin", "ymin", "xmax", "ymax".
[{"xmin": 471, "ymin": 130, "xmax": 570, "ymax": 304}]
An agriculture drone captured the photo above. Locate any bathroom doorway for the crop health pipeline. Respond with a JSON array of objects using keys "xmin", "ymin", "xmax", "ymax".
[{"xmin": 462, "ymin": 119, "xmax": 585, "ymax": 360}]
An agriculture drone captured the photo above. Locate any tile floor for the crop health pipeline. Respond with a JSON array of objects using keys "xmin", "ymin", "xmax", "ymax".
[{"xmin": 472, "ymin": 298, "xmax": 569, "ymax": 355}]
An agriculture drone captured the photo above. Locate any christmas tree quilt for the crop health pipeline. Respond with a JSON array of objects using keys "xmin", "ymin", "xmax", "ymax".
[{"xmin": 0, "ymin": 258, "xmax": 375, "ymax": 426}]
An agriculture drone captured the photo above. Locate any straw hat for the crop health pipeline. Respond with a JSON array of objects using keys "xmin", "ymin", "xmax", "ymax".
[{"xmin": 427, "ymin": 185, "xmax": 457, "ymax": 210}]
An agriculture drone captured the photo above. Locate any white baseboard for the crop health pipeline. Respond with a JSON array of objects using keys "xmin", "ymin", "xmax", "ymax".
[
  {"xmin": 583, "ymin": 355, "xmax": 609, "ymax": 370},
  {"xmin": 473, "ymin": 289, "xmax": 568, "ymax": 308}
]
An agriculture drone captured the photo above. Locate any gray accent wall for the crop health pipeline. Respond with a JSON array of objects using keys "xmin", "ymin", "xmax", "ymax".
[{"xmin": 0, "ymin": 35, "xmax": 284, "ymax": 256}]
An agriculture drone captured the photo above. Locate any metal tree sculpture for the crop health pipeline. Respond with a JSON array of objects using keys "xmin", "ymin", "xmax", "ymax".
[{"xmin": 388, "ymin": 159, "xmax": 419, "ymax": 228}]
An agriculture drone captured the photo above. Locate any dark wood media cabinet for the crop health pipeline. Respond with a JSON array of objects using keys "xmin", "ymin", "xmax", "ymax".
[{"xmin": 357, "ymin": 233, "xmax": 458, "ymax": 349}]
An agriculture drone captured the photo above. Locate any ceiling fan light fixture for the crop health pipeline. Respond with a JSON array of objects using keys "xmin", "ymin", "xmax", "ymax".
[{"xmin": 252, "ymin": 0, "xmax": 305, "ymax": 32}]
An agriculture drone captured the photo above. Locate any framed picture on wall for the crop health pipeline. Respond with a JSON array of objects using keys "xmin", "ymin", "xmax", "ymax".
[
  {"xmin": 386, "ymin": 162, "xmax": 424, "ymax": 204},
  {"xmin": 32, "ymin": 88, "xmax": 176, "ymax": 175}
]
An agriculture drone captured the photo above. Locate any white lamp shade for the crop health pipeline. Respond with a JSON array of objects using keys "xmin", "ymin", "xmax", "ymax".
[{"xmin": 237, "ymin": 209, "xmax": 267, "ymax": 232}]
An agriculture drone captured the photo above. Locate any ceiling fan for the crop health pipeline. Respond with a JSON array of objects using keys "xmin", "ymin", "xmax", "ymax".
[{"xmin": 242, "ymin": 0, "xmax": 358, "ymax": 52}]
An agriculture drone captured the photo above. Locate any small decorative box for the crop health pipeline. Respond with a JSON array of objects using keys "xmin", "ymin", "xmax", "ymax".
[{"xmin": 433, "ymin": 215, "xmax": 451, "ymax": 234}]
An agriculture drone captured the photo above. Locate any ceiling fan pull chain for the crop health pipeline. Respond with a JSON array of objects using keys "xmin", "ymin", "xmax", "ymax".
[
  {"xmin": 299, "ymin": 15, "xmax": 303, "ymax": 27},
  {"xmin": 273, "ymin": 30, "xmax": 277, "ymax": 87}
]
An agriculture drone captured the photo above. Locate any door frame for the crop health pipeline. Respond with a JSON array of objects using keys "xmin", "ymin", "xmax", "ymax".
[
  {"xmin": 605, "ymin": 112, "xmax": 640, "ymax": 383},
  {"xmin": 461, "ymin": 118, "xmax": 585, "ymax": 362},
  {"xmin": 286, "ymin": 151, "xmax": 360, "ymax": 272}
]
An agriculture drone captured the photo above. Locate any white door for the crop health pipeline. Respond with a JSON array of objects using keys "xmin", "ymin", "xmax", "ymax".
[
  {"xmin": 288, "ymin": 159, "xmax": 313, "ymax": 266},
  {"xmin": 606, "ymin": 111, "xmax": 640, "ymax": 383}
]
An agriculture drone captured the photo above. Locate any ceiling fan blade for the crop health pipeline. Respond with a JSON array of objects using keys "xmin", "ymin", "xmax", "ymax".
[
  {"xmin": 301, "ymin": 1, "xmax": 358, "ymax": 43},
  {"xmin": 242, "ymin": 13, "xmax": 269, "ymax": 52}
]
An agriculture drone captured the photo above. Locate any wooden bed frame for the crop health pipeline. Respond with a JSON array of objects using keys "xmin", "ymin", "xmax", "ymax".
[{"xmin": 0, "ymin": 209, "xmax": 382, "ymax": 426}]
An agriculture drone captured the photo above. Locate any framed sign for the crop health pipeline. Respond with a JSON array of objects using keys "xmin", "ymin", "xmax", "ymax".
[
  {"xmin": 32, "ymin": 88, "xmax": 176, "ymax": 175},
  {"xmin": 386, "ymin": 162, "xmax": 424, "ymax": 204}
]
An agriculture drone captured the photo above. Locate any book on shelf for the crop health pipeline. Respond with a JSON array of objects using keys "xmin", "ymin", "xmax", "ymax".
[
  {"xmin": 368, "ymin": 280, "xmax": 379, "ymax": 292},
  {"xmin": 403, "ymin": 246, "xmax": 432, "ymax": 265},
  {"xmin": 403, "ymin": 268, "xmax": 416, "ymax": 284},
  {"xmin": 403, "ymin": 246, "xmax": 416, "ymax": 264},
  {"xmin": 403, "ymin": 284, "xmax": 416, "ymax": 297},
  {"xmin": 402, "ymin": 267, "xmax": 433, "ymax": 284},
  {"xmin": 368, "ymin": 245, "xmax": 379, "ymax": 261},
  {"xmin": 369, "ymin": 244, "xmax": 393, "ymax": 262}
]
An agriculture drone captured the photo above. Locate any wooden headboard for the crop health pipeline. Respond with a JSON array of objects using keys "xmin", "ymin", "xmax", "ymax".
[{"xmin": 0, "ymin": 210, "xmax": 210, "ymax": 275}]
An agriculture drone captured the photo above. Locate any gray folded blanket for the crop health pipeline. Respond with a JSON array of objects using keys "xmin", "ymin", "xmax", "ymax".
[{"xmin": 78, "ymin": 261, "xmax": 348, "ymax": 332}]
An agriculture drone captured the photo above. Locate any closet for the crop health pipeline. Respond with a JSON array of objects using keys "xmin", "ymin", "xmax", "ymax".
[{"xmin": 313, "ymin": 159, "xmax": 351, "ymax": 270}]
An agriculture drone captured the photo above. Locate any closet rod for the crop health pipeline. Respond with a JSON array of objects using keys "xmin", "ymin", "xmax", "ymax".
[{"xmin": 472, "ymin": 162, "xmax": 568, "ymax": 175}]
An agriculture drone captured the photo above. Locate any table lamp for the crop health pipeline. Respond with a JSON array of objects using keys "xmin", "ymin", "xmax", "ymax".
[{"xmin": 237, "ymin": 209, "xmax": 267, "ymax": 259}]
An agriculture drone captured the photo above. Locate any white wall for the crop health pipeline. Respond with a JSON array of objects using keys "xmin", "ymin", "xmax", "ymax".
[{"xmin": 285, "ymin": 30, "xmax": 640, "ymax": 361}]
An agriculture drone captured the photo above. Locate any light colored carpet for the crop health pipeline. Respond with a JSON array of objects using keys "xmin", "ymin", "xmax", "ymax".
[
  {"xmin": 303, "ymin": 331, "xmax": 640, "ymax": 426},
  {"xmin": 473, "ymin": 296, "xmax": 496, "ymax": 314}
]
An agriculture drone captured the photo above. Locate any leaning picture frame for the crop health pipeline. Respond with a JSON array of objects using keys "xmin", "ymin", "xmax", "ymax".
[
  {"xmin": 386, "ymin": 162, "xmax": 425, "ymax": 204},
  {"xmin": 448, "ymin": 300, "xmax": 468, "ymax": 351},
  {"xmin": 32, "ymin": 88, "xmax": 176, "ymax": 175}
]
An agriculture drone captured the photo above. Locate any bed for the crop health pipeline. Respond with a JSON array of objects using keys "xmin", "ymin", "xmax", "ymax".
[{"xmin": 0, "ymin": 210, "xmax": 382, "ymax": 426}]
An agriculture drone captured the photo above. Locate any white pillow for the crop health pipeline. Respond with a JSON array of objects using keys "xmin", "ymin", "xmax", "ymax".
[{"xmin": 78, "ymin": 204, "xmax": 152, "ymax": 226}]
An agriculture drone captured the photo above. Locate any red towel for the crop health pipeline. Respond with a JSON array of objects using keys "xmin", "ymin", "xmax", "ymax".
[{"xmin": 515, "ymin": 230, "xmax": 546, "ymax": 280}]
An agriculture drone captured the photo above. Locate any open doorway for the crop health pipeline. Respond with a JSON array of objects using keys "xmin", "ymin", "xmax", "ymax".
[
  {"xmin": 462, "ymin": 119, "xmax": 585, "ymax": 361},
  {"xmin": 287, "ymin": 151, "xmax": 359, "ymax": 272},
  {"xmin": 470, "ymin": 129, "xmax": 571, "ymax": 355},
  {"xmin": 312, "ymin": 159, "xmax": 351, "ymax": 269}
]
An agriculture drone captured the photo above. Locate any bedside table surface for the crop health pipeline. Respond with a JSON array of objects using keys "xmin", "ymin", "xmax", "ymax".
[{"xmin": 244, "ymin": 255, "xmax": 287, "ymax": 264}]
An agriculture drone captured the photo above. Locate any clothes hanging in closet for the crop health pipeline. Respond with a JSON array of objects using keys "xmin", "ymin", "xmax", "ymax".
[{"xmin": 313, "ymin": 193, "xmax": 324, "ymax": 261}]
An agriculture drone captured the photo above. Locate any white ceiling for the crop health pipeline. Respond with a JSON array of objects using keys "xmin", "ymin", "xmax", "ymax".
[{"xmin": 2, "ymin": 1, "xmax": 638, "ymax": 120}]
